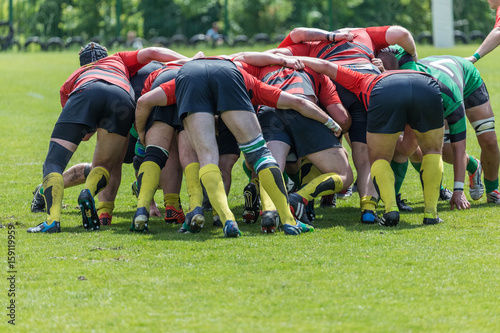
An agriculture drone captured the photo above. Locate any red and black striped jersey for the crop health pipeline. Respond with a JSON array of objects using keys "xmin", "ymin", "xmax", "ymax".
[
  {"xmin": 60, "ymin": 50, "xmax": 143, "ymax": 107},
  {"xmin": 280, "ymin": 26, "xmax": 390, "ymax": 66},
  {"xmin": 240, "ymin": 63, "xmax": 341, "ymax": 106},
  {"xmin": 142, "ymin": 63, "xmax": 182, "ymax": 95}
]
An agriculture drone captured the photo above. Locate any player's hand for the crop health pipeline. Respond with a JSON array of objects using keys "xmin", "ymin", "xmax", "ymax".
[
  {"xmin": 283, "ymin": 57, "xmax": 304, "ymax": 70},
  {"xmin": 138, "ymin": 131, "xmax": 146, "ymax": 146},
  {"xmin": 449, "ymin": 191, "xmax": 471, "ymax": 210},
  {"xmin": 464, "ymin": 55, "xmax": 477, "ymax": 64},
  {"xmin": 82, "ymin": 131, "xmax": 96, "ymax": 141},
  {"xmin": 336, "ymin": 32, "xmax": 354, "ymax": 42},
  {"xmin": 371, "ymin": 58, "xmax": 385, "ymax": 72}
]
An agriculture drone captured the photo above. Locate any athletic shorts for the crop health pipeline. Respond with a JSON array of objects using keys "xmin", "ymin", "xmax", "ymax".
[
  {"xmin": 367, "ymin": 73, "xmax": 444, "ymax": 134},
  {"xmin": 217, "ymin": 117, "xmax": 240, "ymax": 156},
  {"xmin": 258, "ymin": 106, "xmax": 341, "ymax": 158},
  {"xmin": 175, "ymin": 59, "xmax": 254, "ymax": 120},
  {"xmin": 333, "ymin": 65, "xmax": 380, "ymax": 144},
  {"xmin": 57, "ymin": 80, "xmax": 135, "ymax": 137},
  {"xmin": 145, "ymin": 69, "xmax": 183, "ymax": 132},
  {"xmin": 464, "ymin": 82, "xmax": 490, "ymax": 109}
]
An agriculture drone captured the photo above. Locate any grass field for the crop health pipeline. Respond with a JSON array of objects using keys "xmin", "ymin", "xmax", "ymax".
[{"xmin": 1, "ymin": 44, "xmax": 500, "ymax": 332}]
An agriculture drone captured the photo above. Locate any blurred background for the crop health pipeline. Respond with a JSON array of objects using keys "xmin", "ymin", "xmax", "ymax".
[{"xmin": 0, "ymin": 0, "xmax": 495, "ymax": 51}]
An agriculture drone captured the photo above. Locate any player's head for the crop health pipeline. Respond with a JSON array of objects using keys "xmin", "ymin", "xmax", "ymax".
[
  {"xmin": 488, "ymin": 0, "xmax": 500, "ymax": 10},
  {"xmin": 79, "ymin": 42, "xmax": 108, "ymax": 66},
  {"xmin": 377, "ymin": 49, "xmax": 399, "ymax": 70}
]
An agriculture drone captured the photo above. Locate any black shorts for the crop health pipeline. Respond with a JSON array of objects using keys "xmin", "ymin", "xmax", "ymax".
[
  {"xmin": 258, "ymin": 106, "xmax": 341, "ymax": 158},
  {"xmin": 175, "ymin": 59, "xmax": 254, "ymax": 120},
  {"xmin": 217, "ymin": 117, "xmax": 240, "ymax": 156},
  {"xmin": 367, "ymin": 73, "xmax": 444, "ymax": 134},
  {"xmin": 464, "ymin": 82, "xmax": 490, "ymax": 109},
  {"xmin": 145, "ymin": 69, "xmax": 183, "ymax": 132},
  {"xmin": 57, "ymin": 80, "xmax": 135, "ymax": 137}
]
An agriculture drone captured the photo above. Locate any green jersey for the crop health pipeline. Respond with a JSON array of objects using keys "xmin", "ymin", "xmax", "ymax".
[{"xmin": 390, "ymin": 46, "xmax": 483, "ymax": 142}]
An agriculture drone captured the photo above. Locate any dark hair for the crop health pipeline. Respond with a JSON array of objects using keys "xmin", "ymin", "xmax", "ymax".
[
  {"xmin": 377, "ymin": 51, "xmax": 399, "ymax": 70},
  {"xmin": 79, "ymin": 42, "xmax": 108, "ymax": 66}
]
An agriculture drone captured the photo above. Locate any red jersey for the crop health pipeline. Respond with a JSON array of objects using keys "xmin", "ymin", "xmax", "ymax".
[
  {"xmin": 495, "ymin": 6, "xmax": 500, "ymax": 28},
  {"xmin": 241, "ymin": 63, "xmax": 341, "ymax": 106},
  {"xmin": 280, "ymin": 27, "xmax": 390, "ymax": 66},
  {"xmin": 142, "ymin": 63, "xmax": 182, "ymax": 95},
  {"xmin": 60, "ymin": 50, "xmax": 142, "ymax": 107},
  {"xmin": 159, "ymin": 58, "xmax": 282, "ymax": 107}
]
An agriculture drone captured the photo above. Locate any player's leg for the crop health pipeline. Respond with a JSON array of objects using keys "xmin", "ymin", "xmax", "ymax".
[{"xmin": 161, "ymin": 132, "xmax": 185, "ymax": 225}]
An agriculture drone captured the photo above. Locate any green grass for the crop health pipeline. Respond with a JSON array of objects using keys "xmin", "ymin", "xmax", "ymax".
[{"xmin": 1, "ymin": 45, "xmax": 500, "ymax": 332}]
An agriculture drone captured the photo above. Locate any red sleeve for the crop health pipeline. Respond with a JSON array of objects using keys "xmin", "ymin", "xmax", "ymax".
[
  {"xmin": 117, "ymin": 50, "xmax": 143, "ymax": 77},
  {"xmin": 284, "ymin": 43, "xmax": 312, "ymax": 57},
  {"xmin": 158, "ymin": 80, "xmax": 177, "ymax": 105},
  {"xmin": 238, "ymin": 62, "xmax": 262, "ymax": 78},
  {"xmin": 317, "ymin": 74, "xmax": 341, "ymax": 106},
  {"xmin": 365, "ymin": 26, "xmax": 391, "ymax": 52},
  {"xmin": 60, "ymin": 85, "xmax": 69, "ymax": 108},
  {"xmin": 251, "ymin": 80, "xmax": 282, "ymax": 107},
  {"xmin": 278, "ymin": 33, "xmax": 294, "ymax": 48},
  {"xmin": 335, "ymin": 66, "xmax": 368, "ymax": 96},
  {"xmin": 495, "ymin": 7, "xmax": 500, "ymax": 28}
]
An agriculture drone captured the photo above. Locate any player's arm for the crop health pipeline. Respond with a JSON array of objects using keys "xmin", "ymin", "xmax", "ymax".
[
  {"xmin": 466, "ymin": 27, "xmax": 500, "ymax": 63},
  {"xmin": 135, "ymin": 86, "xmax": 170, "ymax": 144},
  {"xmin": 325, "ymin": 104, "xmax": 351, "ymax": 133},
  {"xmin": 295, "ymin": 57, "xmax": 339, "ymax": 80},
  {"xmin": 385, "ymin": 25, "xmax": 418, "ymax": 62},
  {"xmin": 137, "ymin": 47, "xmax": 189, "ymax": 64},
  {"xmin": 231, "ymin": 52, "xmax": 304, "ymax": 70},
  {"xmin": 447, "ymin": 118, "xmax": 471, "ymax": 210},
  {"xmin": 288, "ymin": 27, "xmax": 353, "ymax": 43},
  {"xmin": 276, "ymin": 93, "xmax": 342, "ymax": 136}
]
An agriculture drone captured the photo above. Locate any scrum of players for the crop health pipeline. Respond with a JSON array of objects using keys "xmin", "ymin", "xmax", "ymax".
[{"xmin": 27, "ymin": 23, "xmax": 500, "ymax": 237}]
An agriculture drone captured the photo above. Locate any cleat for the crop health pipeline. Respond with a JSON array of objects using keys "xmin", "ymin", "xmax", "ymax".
[
  {"xmin": 283, "ymin": 221, "xmax": 314, "ymax": 235},
  {"xmin": 487, "ymin": 190, "xmax": 500, "ymax": 204},
  {"xmin": 380, "ymin": 211, "xmax": 399, "ymax": 227},
  {"xmin": 337, "ymin": 186, "xmax": 352, "ymax": 199},
  {"xmin": 468, "ymin": 159, "xmax": 484, "ymax": 200},
  {"xmin": 243, "ymin": 181, "xmax": 260, "ymax": 223},
  {"xmin": 261, "ymin": 210, "xmax": 280, "ymax": 234},
  {"xmin": 223, "ymin": 220, "xmax": 242, "ymax": 238},
  {"xmin": 131, "ymin": 181, "xmax": 139, "ymax": 197},
  {"xmin": 423, "ymin": 213, "xmax": 443, "ymax": 225},
  {"xmin": 131, "ymin": 207, "xmax": 149, "ymax": 232},
  {"xmin": 396, "ymin": 193, "xmax": 413, "ymax": 212},
  {"xmin": 178, "ymin": 206, "xmax": 204, "ymax": 233},
  {"xmin": 439, "ymin": 187, "xmax": 452, "ymax": 201},
  {"xmin": 78, "ymin": 189, "xmax": 100, "ymax": 231},
  {"xmin": 289, "ymin": 192, "xmax": 311, "ymax": 225},
  {"xmin": 320, "ymin": 194, "xmax": 336, "ymax": 208},
  {"xmin": 164, "ymin": 205, "xmax": 185, "ymax": 224},
  {"xmin": 27, "ymin": 221, "xmax": 60, "ymax": 233},
  {"xmin": 361, "ymin": 209, "xmax": 381, "ymax": 224},
  {"xmin": 99, "ymin": 213, "xmax": 112, "ymax": 226},
  {"xmin": 305, "ymin": 199, "xmax": 315, "ymax": 223},
  {"xmin": 213, "ymin": 214, "xmax": 223, "ymax": 228},
  {"xmin": 31, "ymin": 184, "xmax": 46, "ymax": 213}
]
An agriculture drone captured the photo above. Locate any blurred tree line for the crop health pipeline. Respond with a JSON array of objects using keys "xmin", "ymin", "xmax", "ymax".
[{"xmin": 0, "ymin": 0, "xmax": 494, "ymax": 41}]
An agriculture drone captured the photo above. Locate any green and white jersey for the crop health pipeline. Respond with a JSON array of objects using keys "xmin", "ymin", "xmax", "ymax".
[{"xmin": 389, "ymin": 45, "xmax": 483, "ymax": 142}]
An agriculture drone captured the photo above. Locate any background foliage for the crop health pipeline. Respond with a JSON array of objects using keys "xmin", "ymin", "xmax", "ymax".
[{"xmin": 0, "ymin": 0, "xmax": 495, "ymax": 43}]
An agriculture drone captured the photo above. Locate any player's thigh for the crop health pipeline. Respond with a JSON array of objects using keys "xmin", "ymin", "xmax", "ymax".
[{"xmin": 220, "ymin": 110, "xmax": 261, "ymax": 144}]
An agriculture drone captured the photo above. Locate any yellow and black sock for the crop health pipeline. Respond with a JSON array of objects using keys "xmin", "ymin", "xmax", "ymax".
[
  {"xmin": 84, "ymin": 166, "xmax": 110, "ymax": 197},
  {"xmin": 185, "ymin": 162, "xmax": 203, "ymax": 213},
  {"xmin": 258, "ymin": 166, "xmax": 295, "ymax": 226},
  {"xmin": 96, "ymin": 201, "xmax": 114, "ymax": 216},
  {"xmin": 164, "ymin": 193, "xmax": 181, "ymax": 210},
  {"xmin": 200, "ymin": 164, "xmax": 235, "ymax": 222},
  {"xmin": 136, "ymin": 161, "xmax": 160, "ymax": 210},
  {"xmin": 297, "ymin": 172, "xmax": 343, "ymax": 202},
  {"xmin": 360, "ymin": 196, "xmax": 378, "ymax": 212},
  {"xmin": 371, "ymin": 159, "xmax": 397, "ymax": 213},
  {"xmin": 43, "ymin": 172, "xmax": 64, "ymax": 223},
  {"xmin": 421, "ymin": 154, "xmax": 442, "ymax": 218}
]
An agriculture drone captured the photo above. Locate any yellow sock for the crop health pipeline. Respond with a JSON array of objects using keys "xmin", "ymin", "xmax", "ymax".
[
  {"xmin": 43, "ymin": 172, "xmax": 64, "ymax": 223},
  {"xmin": 360, "ymin": 196, "xmax": 378, "ymax": 211},
  {"xmin": 259, "ymin": 182, "xmax": 276, "ymax": 211},
  {"xmin": 84, "ymin": 166, "xmax": 110, "ymax": 197},
  {"xmin": 421, "ymin": 154, "xmax": 443, "ymax": 218},
  {"xmin": 371, "ymin": 159, "xmax": 398, "ymax": 213},
  {"xmin": 200, "ymin": 164, "xmax": 235, "ymax": 222},
  {"xmin": 97, "ymin": 201, "xmax": 114, "ymax": 215},
  {"xmin": 297, "ymin": 172, "xmax": 343, "ymax": 202},
  {"xmin": 164, "ymin": 193, "xmax": 180, "ymax": 210},
  {"xmin": 137, "ymin": 161, "xmax": 161, "ymax": 210},
  {"xmin": 258, "ymin": 166, "xmax": 295, "ymax": 225},
  {"xmin": 185, "ymin": 162, "xmax": 203, "ymax": 213},
  {"xmin": 300, "ymin": 159, "xmax": 322, "ymax": 186}
]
